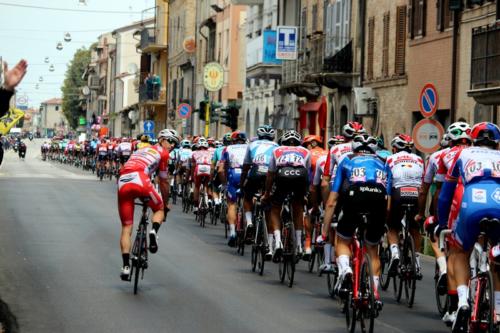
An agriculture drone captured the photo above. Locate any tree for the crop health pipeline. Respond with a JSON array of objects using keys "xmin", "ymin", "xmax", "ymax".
[{"xmin": 61, "ymin": 47, "xmax": 90, "ymax": 129}]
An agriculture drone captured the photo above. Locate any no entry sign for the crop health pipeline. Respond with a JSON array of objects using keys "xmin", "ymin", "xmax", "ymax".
[{"xmin": 419, "ymin": 83, "xmax": 439, "ymax": 118}]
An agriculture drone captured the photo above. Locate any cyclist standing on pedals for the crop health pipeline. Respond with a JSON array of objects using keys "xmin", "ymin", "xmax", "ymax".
[
  {"xmin": 219, "ymin": 131, "xmax": 248, "ymax": 247},
  {"xmin": 318, "ymin": 122, "xmax": 367, "ymax": 273},
  {"xmin": 211, "ymin": 133, "xmax": 231, "ymax": 209},
  {"xmin": 385, "ymin": 134, "xmax": 425, "ymax": 278},
  {"xmin": 302, "ymin": 135, "xmax": 327, "ymax": 261},
  {"xmin": 430, "ymin": 121, "xmax": 473, "ymax": 326},
  {"xmin": 262, "ymin": 130, "xmax": 310, "ymax": 261},
  {"xmin": 434, "ymin": 122, "xmax": 500, "ymax": 332},
  {"xmin": 240, "ymin": 125, "xmax": 278, "ymax": 255},
  {"xmin": 322, "ymin": 133, "xmax": 390, "ymax": 311},
  {"xmin": 117, "ymin": 129, "xmax": 177, "ymax": 281},
  {"xmin": 190, "ymin": 138, "xmax": 214, "ymax": 214}
]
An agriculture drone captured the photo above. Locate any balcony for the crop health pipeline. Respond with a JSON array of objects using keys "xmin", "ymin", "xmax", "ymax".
[
  {"xmin": 89, "ymin": 75, "xmax": 100, "ymax": 89},
  {"xmin": 139, "ymin": 83, "xmax": 165, "ymax": 106},
  {"xmin": 138, "ymin": 28, "xmax": 167, "ymax": 54},
  {"xmin": 468, "ymin": 23, "xmax": 500, "ymax": 105},
  {"xmin": 246, "ymin": 32, "xmax": 282, "ymax": 80}
]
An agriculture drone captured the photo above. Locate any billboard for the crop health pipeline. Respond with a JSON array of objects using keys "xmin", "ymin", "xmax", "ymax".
[{"xmin": 263, "ymin": 30, "xmax": 282, "ymax": 65}]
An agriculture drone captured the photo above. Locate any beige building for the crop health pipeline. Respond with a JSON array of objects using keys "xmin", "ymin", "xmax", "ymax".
[{"xmin": 40, "ymin": 98, "xmax": 67, "ymax": 137}]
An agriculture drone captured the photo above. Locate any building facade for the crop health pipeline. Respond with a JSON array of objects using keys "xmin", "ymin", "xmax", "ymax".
[{"xmin": 40, "ymin": 98, "xmax": 67, "ymax": 137}]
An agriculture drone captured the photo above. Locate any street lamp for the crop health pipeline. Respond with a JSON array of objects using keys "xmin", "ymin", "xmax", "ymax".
[
  {"xmin": 56, "ymin": 42, "xmax": 63, "ymax": 50},
  {"xmin": 64, "ymin": 33, "xmax": 72, "ymax": 42},
  {"xmin": 49, "ymin": 64, "xmax": 55, "ymax": 72},
  {"xmin": 39, "ymin": 76, "xmax": 43, "ymax": 82},
  {"xmin": 44, "ymin": 57, "xmax": 49, "ymax": 63}
]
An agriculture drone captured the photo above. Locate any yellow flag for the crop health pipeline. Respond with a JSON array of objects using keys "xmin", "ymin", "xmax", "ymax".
[{"xmin": 0, "ymin": 108, "xmax": 25, "ymax": 135}]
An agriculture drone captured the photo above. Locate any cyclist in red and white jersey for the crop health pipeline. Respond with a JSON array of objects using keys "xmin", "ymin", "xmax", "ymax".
[
  {"xmin": 385, "ymin": 134, "xmax": 425, "ymax": 277},
  {"xmin": 117, "ymin": 129, "xmax": 177, "ymax": 281},
  {"xmin": 189, "ymin": 138, "xmax": 214, "ymax": 214},
  {"xmin": 117, "ymin": 138, "xmax": 132, "ymax": 167},
  {"xmin": 96, "ymin": 139, "xmax": 109, "ymax": 172}
]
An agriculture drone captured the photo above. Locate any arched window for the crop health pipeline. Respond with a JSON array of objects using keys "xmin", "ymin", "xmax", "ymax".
[
  {"xmin": 264, "ymin": 107, "xmax": 270, "ymax": 125},
  {"xmin": 245, "ymin": 109, "xmax": 251, "ymax": 134},
  {"xmin": 340, "ymin": 105, "xmax": 348, "ymax": 128}
]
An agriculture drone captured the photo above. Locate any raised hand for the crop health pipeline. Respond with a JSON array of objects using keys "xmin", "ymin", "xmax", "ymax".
[{"xmin": 3, "ymin": 59, "xmax": 28, "ymax": 91}]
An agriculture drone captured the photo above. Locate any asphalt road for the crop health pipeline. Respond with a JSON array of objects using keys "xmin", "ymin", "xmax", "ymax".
[{"xmin": 0, "ymin": 140, "xmax": 449, "ymax": 333}]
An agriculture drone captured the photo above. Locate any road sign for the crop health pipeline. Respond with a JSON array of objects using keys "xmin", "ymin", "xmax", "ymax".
[
  {"xmin": 276, "ymin": 26, "xmax": 297, "ymax": 60},
  {"xmin": 143, "ymin": 120, "xmax": 154, "ymax": 133},
  {"xmin": 412, "ymin": 118, "xmax": 445, "ymax": 154},
  {"xmin": 203, "ymin": 62, "xmax": 224, "ymax": 92},
  {"xmin": 177, "ymin": 103, "xmax": 192, "ymax": 119},
  {"xmin": 419, "ymin": 83, "xmax": 439, "ymax": 118}
]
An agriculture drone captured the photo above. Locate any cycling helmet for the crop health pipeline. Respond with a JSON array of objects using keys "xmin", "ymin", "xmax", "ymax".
[
  {"xmin": 231, "ymin": 131, "xmax": 247, "ymax": 143},
  {"xmin": 223, "ymin": 133, "xmax": 232, "ymax": 146},
  {"xmin": 352, "ymin": 134, "xmax": 378, "ymax": 154},
  {"xmin": 197, "ymin": 140, "xmax": 209, "ymax": 149},
  {"xmin": 207, "ymin": 137, "xmax": 215, "ymax": 147},
  {"xmin": 280, "ymin": 130, "xmax": 302, "ymax": 146},
  {"xmin": 158, "ymin": 129, "xmax": 180, "ymax": 145},
  {"xmin": 471, "ymin": 122, "xmax": 500, "ymax": 147},
  {"xmin": 328, "ymin": 135, "xmax": 346, "ymax": 148},
  {"xmin": 391, "ymin": 134, "xmax": 414, "ymax": 152},
  {"xmin": 440, "ymin": 133, "xmax": 450, "ymax": 148},
  {"xmin": 342, "ymin": 121, "xmax": 367, "ymax": 139},
  {"xmin": 214, "ymin": 140, "xmax": 222, "ymax": 148},
  {"xmin": 446, "ymin": 122, "xmax": 472, "ymax": 143},
  {"xmin": 303, "ymin": 135, "xmax": 322, "ymax": 146},
  {"xmin": 256, "ymin": 125, "xmax": 276, "ymax": 140},
  {"xmin": 140, "ymin": 134, "xmax": 149, "ymax": 142},
  {"xmin": 374, "ymin": 136, "xmax": 385, "ymax": 149},
  {"xmin": 181, "ymin": 139, "xmax": 191, "ymax": 148}
]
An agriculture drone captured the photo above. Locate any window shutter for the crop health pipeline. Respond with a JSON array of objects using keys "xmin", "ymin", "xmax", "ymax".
[
  {"xmin": 334, "ymin": 1, "xmax": 342, "ymax": 52},
  {"xmin": 343, "ymin": 0, "xmax": 351, "ymax": 49},
  {"xmin": 325, "ymin": 4, "xmax": 332, "ymax": 57},
  {"xmin": 395, "ymin": 6, "xmax": 407, "ymax": 76},
  {"xmin": 367, "ymin": 16, "xmax": 375, "ymax": 80},
  {"xmin": 383, "ymin": 12, "xmax": 390, "ymax": 77}
]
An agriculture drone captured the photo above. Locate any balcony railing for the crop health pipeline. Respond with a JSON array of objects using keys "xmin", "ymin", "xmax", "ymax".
[
  {"xmin": 139, "ymin": 83, "xmax": 162, "ymax": 103},
  {"xmin": 323, "ymin": 40, "xmax": 353, "ymax": 73},
  {"xmin": 139, "ymin": 28, "xmax": 156, "ymax": 50},
  {"xmin": 471, "ymin": 23, "xmax": 500, "ymax": 90}
]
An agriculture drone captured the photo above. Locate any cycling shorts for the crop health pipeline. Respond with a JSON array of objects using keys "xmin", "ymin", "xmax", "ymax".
[
  {"xmin": 194, "ymin": 164, "xmax": 211, "ymax": 187},
  {"xmin": 119, "ymin": 155, "xmax": 130, "ymax": 165},
  {"xmin": 270, "ymin": 167, "xmax": 308, "ymax": 205},
  {"xmin": 168, "ymin": 163, "xmax": 175, "ymax": 174},
  {"xmin": 243, "ymin": 175, "xmax": 266, "ymax": 200},
  {"xmin": 336, "ymin": 184, "xmax": 387, "ymax": 245},
  {"xmin": 388, "ymin": 186, "xmax": 420, "ymax": 232},
  {"xmin": 97, "ymin": 154, "xmax": 108, "ymax": 162},
  {"xmin": 227, "ymin": 168, "xmax": 242, "ymax": 203},
  {"xmin": 117, "ymin": 171, "xmax": 163, "ymax": 226},
  {"xmin": 452, "ymin": 181, "xmax": 500, "ymax": 251}
]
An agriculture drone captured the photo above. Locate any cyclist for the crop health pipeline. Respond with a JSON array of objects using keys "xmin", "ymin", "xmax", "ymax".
[
  {"xmin": 117, "ymin": 129, "xmax": 176, "ymax": 281},
  {"xmin": 385, "ymin": 134, "xmax": 425, "ymax": 278},
  {"xmin": 263, "ymin": 130, "xmax": 310, "ymax": 260},
  {"xmin": 435, "ymin": 122, "xmax": 500, "ymax": 332},
  {"xmin": 177, "ymin": 139, "xmax": 193, "ymax": 196},
  {"xmin": 190, "ymin": 138, "xmax": 214, "ymax": 214},
  {"xmin": 219, "ymin": 131, "xmax": 248, "ymax": 247},
  {"xmin": 375, "ymin": 136, "xmax": 392, "ymax": 162},
  {"xmin": 323, "ymin": 133, "xmax": 389, "ymax": 310},
  {"xmin": 136, "ymin": 134, "xmax": 151, "ymax": 150},
  {"xmin": 240, "ymin": 125, "xmax": 278, "ymax": 250},
  {"xmin": 117, "ymin": 138, "xmax": 132, "ymax": 167},
  {"xmin": 96, "ymin": 138, "xmax": 108, "ymax": 174},
  {"xmin": 302, "ymin": 135, "xmax": 327, "ymax": 260},
  {"xmin": 211, "ymin": 133, "xmax": 231, "ymax": 208}
]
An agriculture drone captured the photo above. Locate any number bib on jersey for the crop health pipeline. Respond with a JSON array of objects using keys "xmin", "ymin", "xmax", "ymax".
[{"xmin": 197, "ymin": 164, "xmax": 211, "ymax": 175}]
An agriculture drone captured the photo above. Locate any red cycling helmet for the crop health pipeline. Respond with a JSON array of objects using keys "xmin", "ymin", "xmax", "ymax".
[{"xmin": 342, "ymin": 121, "xmax": 366, "ymax": 139}]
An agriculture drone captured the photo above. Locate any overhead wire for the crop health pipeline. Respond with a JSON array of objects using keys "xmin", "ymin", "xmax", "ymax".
[{"xmin": 0, "ymin": 2, "xmax": 143, "ymax": 14}]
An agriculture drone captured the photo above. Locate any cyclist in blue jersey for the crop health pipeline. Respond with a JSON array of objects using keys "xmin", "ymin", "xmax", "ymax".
[
  {"xmin": 435, "ymin": 122, "xmax": 500, "ymax": 332},
  {"xmin": 212, "ymin": 133, "xmax": 231, "ymax": 207},
  {"xmin": 219, "ymin": 131, "xmax": 248, "ymax": 247},
  {"xmin": 240, "ymin": 125, "xmax": 278, "ymax": 250},
  {"xmin": 322, "ymin": 134, "xmax": 390, "ymax": 310}
]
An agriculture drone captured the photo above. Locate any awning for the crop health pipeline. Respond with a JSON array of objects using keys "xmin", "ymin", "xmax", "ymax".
[
  {"xmin": 299, "ymin": 97, "xmax": 327, "ymax": 133},
  {"xmin": 300, "ymin": 101, "xmax": 322, "ymax": 112}
]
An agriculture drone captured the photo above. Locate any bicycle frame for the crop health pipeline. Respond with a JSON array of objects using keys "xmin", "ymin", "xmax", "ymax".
[{"xmin": 351, "ymin": 215, "xmax": 369, "ymax": 305}]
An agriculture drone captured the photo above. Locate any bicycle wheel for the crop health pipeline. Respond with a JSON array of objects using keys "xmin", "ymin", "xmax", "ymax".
[
  {"xmin": 285, "ymin": 223, "xmax": 296, "ymax": 288},
  {"xmin": 133, "ymin": 225, "xmax": 145, "ymax": 295},
  {"xmin": 308, "ymin": 245, "xmax": 316, "ymax": 273},
  {"xmin": 434, "ymin": 262, "xmax": 448, "ymax": 316},
  {"xmin": 316, "ymin": 246, "xmax": 325, "ymax": 276},
  {"xmin": 345, "ymin": 289, "xmax": 356, "ymax": 333},
  {"xmin": 251, "ymin": 215, "xmax": 262, "ymax": 272},
  {"xmin": 358, "ymin": 253, "xmax": 376, "ymax": 333},
  {"xmin": 402, "ymin": 236, "xmax": 417, "ymax": 308},
  {"xmin": 474, "ymin": 271, "xmax": 495, "ymax": 333},
  {"xmin": 326, "ymin": 266, "xmax": 338, "ymax": 298},
  {"xmin": 379, "ymin": 240, "xmax": 392, "ymax": 291}
]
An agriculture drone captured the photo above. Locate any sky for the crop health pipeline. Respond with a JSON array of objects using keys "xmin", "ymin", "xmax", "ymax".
[{"xmin": 0, "ymin": 0, "xmax": 155, "ymax": 108}]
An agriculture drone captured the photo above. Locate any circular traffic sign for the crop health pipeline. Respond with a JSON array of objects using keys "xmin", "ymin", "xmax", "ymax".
[
  {"xmin": 177, "ymin": 103, "xmax": 192, "ymax": 119},
  {"xmin": 419, "ymin": 83, "xmax": 439, "ymax": 118},
  {"xmin": 203, "ymin": 62, "xmax": 224, "ymax": 92},
  {"xmin": 412, "ymin": 118, "xmax": 445, "ymax": 154}
]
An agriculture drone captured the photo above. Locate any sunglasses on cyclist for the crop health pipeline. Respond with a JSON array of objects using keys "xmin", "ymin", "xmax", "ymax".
[{"xmin": 449, "ymin": 128, "xmax": 471, "ymax": 136}]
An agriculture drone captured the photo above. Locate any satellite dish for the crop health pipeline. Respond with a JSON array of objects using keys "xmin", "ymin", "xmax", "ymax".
[
  {"xmin": 127, "ymin": 63, "xmax": 138, "ymax": 75},
  {"xmin": 82, "ymin": 86, "xmax": 90, "ymax": 96},
  {"xmin": 128, "ymin": 110, "xmax": 138, "ymax": 122}
]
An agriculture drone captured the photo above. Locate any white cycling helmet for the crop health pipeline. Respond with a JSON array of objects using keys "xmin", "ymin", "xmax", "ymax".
[
  {"xmin": 342, "ymin": 121, "xmax": 367, "ymax": 139},
  {"xmin": 180, "ymin": 139, "xmax": 191, "ymax": 148},
  {"xmin": 197, "ymin": 140, "xmax": 209, "ymax": 149},
  {"xmin": 256, "ymin": 125, "xmax": 276, "ymax": 140},
  {"xmin": 391, "ymin": 134, "xmax": 414, "ymax": 152},
  {"xmin": 158, "ymin": 129, "xmax": 179, "ymax": 144},
  {"xmin": 440, "ymin": 133, "xmax": 450, "ymax": 148},
  {"xmin": 279, "ymin": 130, "xmax": 302, "ymax": 146},
  {"xmin": 352, "ymin": 134, "xmax": 378, "ymax": 154},
  {"xmin": 446, "ymin": 122, "xmax": 472, "ymax": 143}
]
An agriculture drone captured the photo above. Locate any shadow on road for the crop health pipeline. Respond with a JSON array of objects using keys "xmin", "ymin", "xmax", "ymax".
[{"xmin": 0, "ymin": 296, "xmax": 18, "ymax": 333}]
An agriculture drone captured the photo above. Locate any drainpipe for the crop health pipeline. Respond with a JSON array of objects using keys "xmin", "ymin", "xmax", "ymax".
[
  {"xmin": 359, "ymin": 0, "xmax": 366, "ymax": 87},
  {"xmin": 450, "ymin": 10, "xmax": 460, "ymax": 123}
]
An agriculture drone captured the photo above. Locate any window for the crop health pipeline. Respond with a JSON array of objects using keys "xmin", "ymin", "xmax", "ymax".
[
  {"xmin": 437, "ymin": 0, "xmax": 453, "ymax": 31},
  {"xmin": 497, "ymin": 0, "xmax": 499, "ymax": 21},
  {"xmin": 382, "ymin": 12, "xmax": 390, "ymax": 77},
  {"xmin": 301, "ymin": 7, "xmax": 307, "ymax": 52},
  {"xmin": 367, "ymin": 17, "xmax": 375, "ymax": 80},
  {"xmin": 324, "ymin": 0, "xmax": 351, "ymax": 57},
  {"xmin": 55, "ymin": 106, "xmax": 59, "ymax": 111},
  {"xmin": 409, "ymin": 0, "xmax": 426, "ymax": 38},
  {"xmin": 312, "ymin": 4, "xmax": 318, "ymax": 32},
  {"xmin": 395, "ymin": 6, "xmax": 407, "ymax": 76}
]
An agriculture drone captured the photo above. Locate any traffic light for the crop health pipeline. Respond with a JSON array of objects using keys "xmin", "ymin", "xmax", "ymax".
[
  {"xmin": 220, "ymin": 107, "xmax": 231, "ymax": 127},
  {"xmin": 199, "ymin": 100, "xmax": 209, "ymax": 121},
  {"xmin": 228, "ymin": 102, "xmax": 240, "ymax": 131}
]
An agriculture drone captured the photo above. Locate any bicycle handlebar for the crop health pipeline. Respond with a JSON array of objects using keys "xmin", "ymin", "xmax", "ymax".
[{"xmin": 439, "ymin": 229, "xmax": 452, "ymax": 252}]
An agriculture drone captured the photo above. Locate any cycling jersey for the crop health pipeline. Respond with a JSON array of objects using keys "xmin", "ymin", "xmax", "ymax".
[
  {"xmin": 121, "ymin": 145, "xmax": 170, "ymax": 179},
  {"xmin": 178, "ymin": 148, "xmax": 193, "ymax": 168},
  {"xmin": 435, "ymin": 146, "xmax": 465, "ymax": 182},
  {"xmin": 117, "ymin": 142, "xmax": 132, "ymax": 156},
  {"xmin": 97, "ymin": 143, "xmax": 108, "ymax": 156},
  {"xmin": 385, "ymin": 151, "xmax": 424, "ymax": 188},
  {"xmin": 439, "ymin": 147, "xmax": 500, "ymax": 250},
  {"xmin": 136, "ymin": 142, "xmax": 151, "ymax": 150},
  {"xmin": 309, "ymin": 147, "xmax": 328, "ymax": 183},
  {"xmin": 243, "ymin": 139, "xmax": 278, "ymax": 177},
  {"xmin": 376, "ymin": 149, "xmax": 392, "ymax": 162},
  {"xmin": 268, "ymin": 146, "xmax": 311, "ymax": 171},
  {"xmin": 312, "ymin": 154, "xmax": 328, "ymax": 186},
  {"xmin": 423, "ymin": 148, "xmax": 449, "ymax": 184},
  {"xmin": 221, "ymin": 144, "xmax": 248, "ymax": 201},
  {"xmin": 324, "ymin": 142, "xmax": 353, "ymax": 177},
  {"xmin": 191, "ymin": 150, "xmax": 213, "ymax": 186}
]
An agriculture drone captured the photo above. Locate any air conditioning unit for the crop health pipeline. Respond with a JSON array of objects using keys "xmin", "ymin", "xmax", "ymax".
[{"xmin": 353, "ymin": 87, "xmax": 377, "ymax": 116}]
